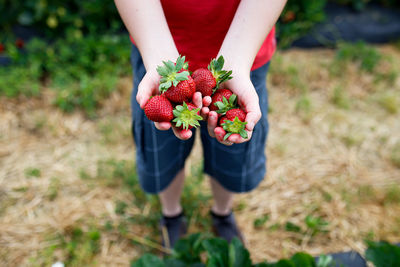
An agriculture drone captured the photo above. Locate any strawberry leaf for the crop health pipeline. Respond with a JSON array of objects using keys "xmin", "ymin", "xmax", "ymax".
[{"xmin": 223, "ymin": 132, "xmax": 232, "ymax": 141}]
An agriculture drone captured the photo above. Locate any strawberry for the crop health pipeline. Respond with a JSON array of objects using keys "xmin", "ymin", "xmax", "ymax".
[
  {"xmin": 15, "ymin": 38, "xmax": 25, "ymax": 49},
  {"xmin": 192, "ymin": 68, "xmax": 215, "ymax": 97},
  {"xmin": 144, "ymin": 95, "xmax": 174, "ymax": 122},
  {"xmin": 220, "ymin": 117, "xmax": 248, "ymax": 140},
  {"xmin": 157, "ymin": 55, "xmax": 195, "ymax": 103},
  {"xmin": 210, "ymin": 89, "xmax": 238, "ymax": 115},
  {"xmin": 226, "ymin": 108, "xmax": 246, "ymax": 122},
  {"xmin": 0, "ymin": 43, "xmax": 4, "ymax": 53},
  {"xmin": 219, "ymin": 116, "xmax": 228, "ymax": 126},
  {"xmin": 173, "ymin": 102, "xmax": 203, "ymax": 130},
  {"xmin": 192, "ymin": 56, "xmax": 232, "ymax": 97}
]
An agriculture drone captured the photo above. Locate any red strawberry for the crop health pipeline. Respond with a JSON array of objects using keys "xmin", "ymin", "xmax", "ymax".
[
  {"xmin": 0, "ymin": 43, "xmax": 4, "ymax": 53},
  {"xmin": 210, "ymin": 89, "xmax": 238, "ymax": 116},
  {"xmin": 144, "ymin": 95, "xmax": 174, "ymax": 122},
  {"xmin": 192, "ymin": 56, "xmax": 232, "ymax": 97},
  {"xmin": 219, "ymin": 116, "xmax": 228, "ymax": 126},
  {"xmin": 226, "ymin": 108, "xmax": 246, "ymax": 122},
  {"xmin": 173, "ymin": 102, "xmax": 203, "ymax": 130},
  {"xmin": 210, "ymin": 89, "xmax": 233, "ymax": 111},
  {"xmin": 192, "ymin": 68, "xmax": 216, "ymax": 97},
  {"xmin": 157, "ymin": 56, "xmax": 195, "ymax": 103},
  {"xmin": 15, "ymin": 38, "xmax": 25, "ymax": 49}
]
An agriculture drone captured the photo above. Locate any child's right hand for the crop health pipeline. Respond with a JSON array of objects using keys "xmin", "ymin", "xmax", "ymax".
[{"xmin": 136, "ymin": 69, "xmax": 203, "ymax": 140}]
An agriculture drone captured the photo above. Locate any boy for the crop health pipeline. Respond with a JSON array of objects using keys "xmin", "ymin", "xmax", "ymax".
[{"xmin": 114, "ymin": 0, "xmax": 286, "ymax": 249}]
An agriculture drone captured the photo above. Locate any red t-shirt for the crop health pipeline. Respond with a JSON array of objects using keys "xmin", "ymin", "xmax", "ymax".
[{"xmin": 131, "ymin": 0, "xmax": 276, "ymax": 71}]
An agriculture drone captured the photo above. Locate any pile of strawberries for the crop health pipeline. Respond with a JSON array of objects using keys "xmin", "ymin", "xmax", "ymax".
[{"xmin": 144, "ymin": 55, "xmax": 248, "ymax": 141}]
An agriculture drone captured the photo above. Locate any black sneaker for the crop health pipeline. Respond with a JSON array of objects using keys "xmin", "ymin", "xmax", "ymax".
[
  {"xmin": 210, "ymin": 210, "xmax": 245, "ymax": 244},
  {"xmin": 160, "ymin": 212, "xmax": 188, "ymax": 249}
]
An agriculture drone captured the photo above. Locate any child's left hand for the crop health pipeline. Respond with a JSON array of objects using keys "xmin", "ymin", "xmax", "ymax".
[{"xmin": 201, "ymin": 73, "xmax": 261, "ymax": 146}]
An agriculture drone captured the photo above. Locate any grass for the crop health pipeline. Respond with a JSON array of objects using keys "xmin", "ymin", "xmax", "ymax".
[
  {"xmin": 335, "ymin": 41, "xmax": 382, "ymax": 73},
  {"xmin": 377, "ymin": 93, "xmax": 399, "ymax": 114}
]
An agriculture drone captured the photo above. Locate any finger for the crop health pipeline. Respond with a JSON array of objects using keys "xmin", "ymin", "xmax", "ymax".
[
  {"xmin": 137, "ymin": 78, "xmax": 157, "ymax": 109},
  {"xmin": 244, "ymin": 100, "xmax": 261, "ymax": 131},
  {"xmin": 207, "ymin": 111, "xmax": 219, "ymax": 138},
  {"xmin": 172, "ymin": 127, "xmax": 192, "ymax": 140},
  {"xmin": 154, "ymin": 122, "xmax": 171, "ymax": 131},
  {"xmin": 214, "ymin": 127, "xmax": 232, "ymax": 146},
  {"xmin": 192, "ymin": 92, "xmax": 203, "ymax": 108},
  {"xmin": 201, "ymin": 107, "xmax": 209, "ymax": 120},
  {"xmin": 203, "ymin": 96, "xmax": 212, "ymax": 107},
  {"xmin": 227, "ymin": 130, "xmax": 253, "ymax": 144}
]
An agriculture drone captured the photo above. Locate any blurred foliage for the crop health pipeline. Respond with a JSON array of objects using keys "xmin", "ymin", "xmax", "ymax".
[
  {"xmin": 277, "ymin": 0, "xmax": 327, "ymax": 48},
  {"xmin": 0, "ymin": 34, "xmax": 131, "ymax": 117},
  {"xmin": 0, "ymin": 0, "xmax": 122, "ymax": 38},
  {"xmin": 334, "ymin": 41, "xmax": 382, "ymax": 72}
]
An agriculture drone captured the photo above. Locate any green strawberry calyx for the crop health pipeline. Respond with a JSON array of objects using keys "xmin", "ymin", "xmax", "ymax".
[
  {"xmin": 215, "ymin": 94, "xmax": 237, "ymax": 115},
  {"xmin": 172, "ymin": 102, "xmax": 203, "ymax": 130},
  {"xmin": 221, "ymin": 117, "xmax": 248, "ymax": 140},
  {"xmin": 208, "ymin": 55, "xmax": 233, "ymax": 91},
  {"xmin": 157, "ymin": 55, "xmax": 190, "ymax": 93}
]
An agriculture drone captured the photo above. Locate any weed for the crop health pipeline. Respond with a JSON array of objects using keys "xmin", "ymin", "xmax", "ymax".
[
  {"xmin": 391, "ymin": 142, "xmax": 400, "ymax": 168},
  {"xmin": 305, "ymin": 215, "xmax": 329, "ymax": 236},
  {"xmin": 285, "ymin": 221, "xmax": 302, "ymax": 233},
  {"xmin": 47, "ymin": 177, "xmax": 61, "ymax": 201},
  {"xmin": 24, "ymin": 167, "xmax": 41, "ymax": 178},
  {"xmin": 115, "ymin": 200, "xmax": 128, "ymax": 215},
  {"xmin": 295, "ymin": 94, "xmax": 312, "ymax": 122},
  {"xmin": 335, "ymin": 41, "xmax": 382, "ymax": 73},
  {"xmin": 253, "ymin": 214, "xmax": 270, "ymax": 228},
  {"xmin": 377, "ymin": 93, "xmax": 398, "ymax": 114},
  {"xmin": 383, "ymin": 185, "xmax": 400, "ymax": 205},
  {"xmin": 331, "ymin": 86, "xmax": 350, "ymax": 109}
]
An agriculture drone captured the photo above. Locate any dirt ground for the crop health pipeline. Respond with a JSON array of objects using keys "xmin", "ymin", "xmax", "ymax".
[{"xmin": 1, "ymin": 46, "xmax": 400, "ymax": 266}]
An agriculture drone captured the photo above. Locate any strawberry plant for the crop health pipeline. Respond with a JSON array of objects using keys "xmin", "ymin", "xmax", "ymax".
[{"xmin": 131, "ymin": 233, "xmax": 400, "ymax": 267}]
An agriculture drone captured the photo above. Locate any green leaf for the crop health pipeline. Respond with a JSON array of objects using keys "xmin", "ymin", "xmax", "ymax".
[
  {"xmin": 285, "ymin": 222, "xmax": 302, "ymax": 233},
  {"xmin": 316, "ymin": 255, "xmax": 334, "ymax": 267},
  {"xmin": 157, "ymin": 65, "xmax": 168, "ymax": 77},
  {"xmin": 239, "ymin": 129, "xmax": 248, "ymax": 139},
  {"xmin": 175, "ymin": 56, "xmax": 184, "ymax": 71},
  {"xmin": 229, "ymin": 237, "xmax": 252, "ymax": 267},
  {"xmin": 224, "ymin": 132, "xmax": 233, "ymax": 141},
  {"xmin": 172, "ymin": 233, "xmax": 205, "ymax": 264},
  {"xmin": 131, "ymin": 254, "xmax": 165, "ymax": 267},
  {"xmin": 202, "ymin": 238, "xmax": 229, "ymax": 266},
  {"xmin": 165, "ymin": 61, "xmax": 176, "ymax": 72},
  {"xmin": 275, "ymin": 259, "xmax": 295, "ymax": 267},
  {"xmin": 164, "ymin": 259, "xmax": 186, "ymax": 267},
  {"xmin": 291, "ymin": 252, "xmax": 316, "ymax": 267},
  {"xmin": 365, "ymin": 241, "xmax": 400, "ymax": 267}
]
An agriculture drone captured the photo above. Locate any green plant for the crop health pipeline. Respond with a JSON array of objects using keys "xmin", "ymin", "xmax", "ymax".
[
  {"xmin": 305, "ymin": 215, "xmax": 329, "ymax": 236},
  {"xmin": 277, "ymin": 0, "xmax": 327, "ymax": 48},
  {"xmin": 24, "ymin": 167, "xmax": 41, "ymax": 178},
  {"xmin": 253, "ymin": 215, "xmax": 270, "ymax": 228},
  {"xmin": 377, "ymin": 93, "xmax": 398, "ymax": 114},
  {"xmin": 1, "ymin": 34, "xmax": 131, "ymax": 117},
  {"xmin": 391, "ymin": 142, "xmax": 400, "ymax": 168},
  {"xmin": 131, "ymin": 233, "xmax": 323, "ymax": 267},
  {"xmin": 365, "ymin": 241, "xmax": 400, "ymax": 267},
  {"xmin": 331, "ymin": 86, "xmax": 350, "ymax": 109},
  {"xmin": 335, "ymin": 41, "xmax": 382, "ymax": 73}
]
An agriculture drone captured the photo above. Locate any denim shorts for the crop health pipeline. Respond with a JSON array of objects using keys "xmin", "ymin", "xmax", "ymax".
[{"xmin": 130, "ymin": 45, "xmax": 269, "ymax": 194}]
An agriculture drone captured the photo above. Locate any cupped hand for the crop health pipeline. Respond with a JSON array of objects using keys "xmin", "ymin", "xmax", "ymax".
[
  {"xmin": 136, "ymin": 70, "xmax": 203, "ymax": 140},
  {"xmin": 207, "ymin": 74, "xmax": 261, "ymax": 146}
]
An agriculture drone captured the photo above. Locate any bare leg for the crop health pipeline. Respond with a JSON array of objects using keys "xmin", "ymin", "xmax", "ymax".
[
  {"xmin": 210, "ymin": 177, "xmax": 234, "ymax": 215},
  {"xmin": 159, "ymin": 168, "xmax": 185, "ymax": 217}
]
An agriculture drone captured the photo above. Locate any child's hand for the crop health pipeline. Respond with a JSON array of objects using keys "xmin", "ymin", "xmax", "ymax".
[
  {"xmin": 136, "ymin": 70, "xmax": 203, "ymax": 140},
  {"xmin": 207, "ymin": 74, "xmax": 261, "ymax": 146}
]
